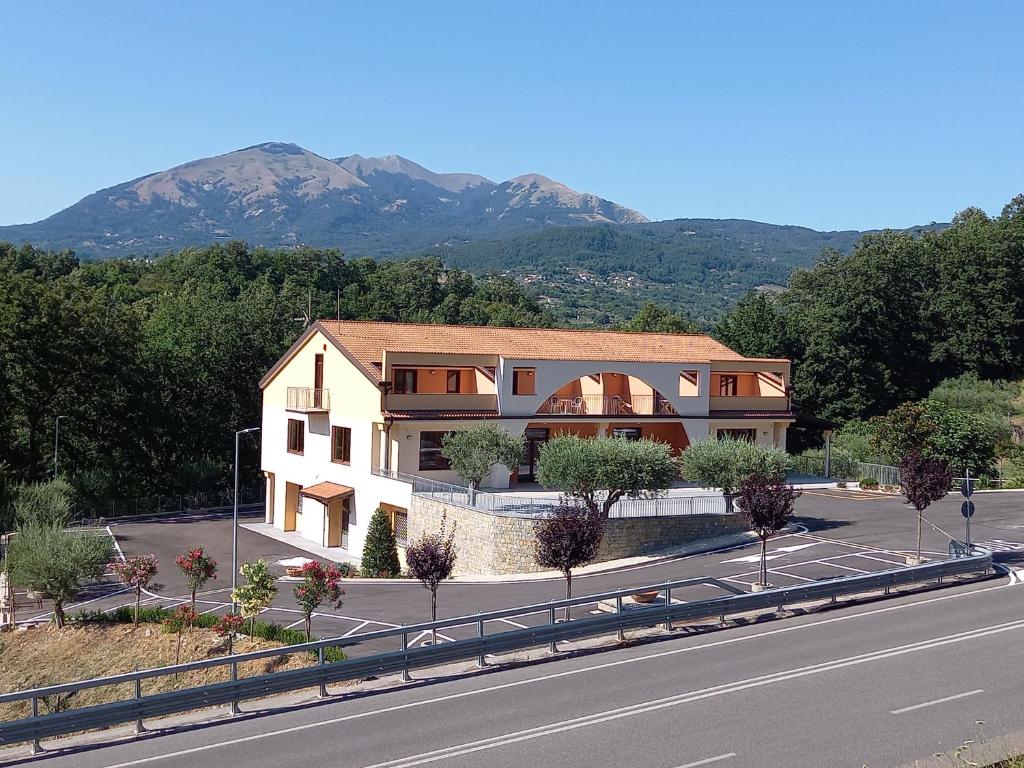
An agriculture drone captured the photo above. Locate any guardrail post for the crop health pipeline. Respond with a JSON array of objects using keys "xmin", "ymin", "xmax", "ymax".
[
  {"xmin": 229, "ymin": 661, "xmax": 240, "ymax": 716},
  {"xmin": 548, "ymin": 603, "xmax": 557, "ymax": 654},
  {"xmin": 664, "ymin": 581, "xmax": 672, "ymax": 632},
  {"xmin": 30, "ymin": 696, "xmax": 41, "ymax": 754},
  {"xmin": 317, "ymin": 647, "xmax": 328, "ymax": 698},
  {"xmin": 400, "ymin": 628, "xmax": 412, "ymax": 682},
  {"xmin": 476, "ymin": 615, "xmax": 488, "ymax": 668},
  {"xmin": 616, "ymin": 591, "xmax": 625, "ymax": 642},
  {"xmin": 133, "ymin": 678, "xmax": 146, "ymax": 735}
]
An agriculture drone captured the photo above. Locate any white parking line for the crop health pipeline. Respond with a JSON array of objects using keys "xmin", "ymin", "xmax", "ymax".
[
  {"xmin": 675, "ymin": 754, "xmax": 736, "ymax": 768},
  {"xmin": 767, "ymin": 569, "xmax": 816, "ymax": 583},
  {"xmin": 890, "ymin": 689, "xmax": 984, "ymax": 714},
  {"xmin": 343, "ymin": 621, "xmax": 372, "ymax": 637},
  {"xmin": 816, "ymin": 561, "xmax": 868, "ymax": 574},
  {"xmin": 495, "ymin": 617, "xmax": 529, "ymax": 629}
]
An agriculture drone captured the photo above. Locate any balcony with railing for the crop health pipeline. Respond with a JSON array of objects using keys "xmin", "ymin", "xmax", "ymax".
[
  {"xmin": 287, "ymin": 387, "xmax": 330, "ymax": 412},
  {"xmin": 535, "ymin": 394, "xmax": 677, "ymax": 416}
]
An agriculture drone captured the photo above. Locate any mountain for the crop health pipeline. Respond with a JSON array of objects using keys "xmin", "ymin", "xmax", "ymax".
[{"xmin": 0, "ymin": 142, "xmax": 647, "ymax": 258}]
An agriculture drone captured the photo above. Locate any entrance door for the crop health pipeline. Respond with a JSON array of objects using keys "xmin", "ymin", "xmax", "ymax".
[
  {"xmin": 519, "ymin": 428, "xmax": 549, "ymax": 482},
  {"xmin": 284, "ymin": 482, "xmax": 300, "ymax": 531},
  {"xmin": 326, "ymin": 499, "xmax": 342, "ymax": 547},
  {"xmin": 340, "ymin": 498, "xmax": 351, "ymax": 549},
  {"xmin": 266, "ymin": 473, "xmax": 275, "ymax": 524},
  {"xmin": 313, "ymin": 353, "xmax": 324, "ymax": 408}
]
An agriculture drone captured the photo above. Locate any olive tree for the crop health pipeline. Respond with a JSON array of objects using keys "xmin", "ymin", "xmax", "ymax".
[
  {"xmin": 536, "ymin": 435, "xmax": 677, "ymax": 518},
  {"xmin": 442, "ymin": 424, "xmax": 524, "ymax": 501},
  {"xmin": 680, "ymin": 436, "xmax": 790, "ymax": 511},
  {"xmin": 534, "ymin": 504, "xmax": 605, "ymax": 620},
  {"xmin": 4, "ymin": 523, "xmax": 113, "ymax": 627},
  {"xmin": 736, "ymin": 472, "xmax": 801, "ymax": 588},
  {"xmin": 899, "ymin": 452, "xmax": 952, "ymax": 562}
]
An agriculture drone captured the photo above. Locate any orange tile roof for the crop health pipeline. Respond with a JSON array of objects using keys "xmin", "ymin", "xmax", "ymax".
[
  {"xmin": 317, "ymin": 320, "xmax": 787, "ymax": 381},
  {"xmin": 299, "ymin": 482, "xmax": 353, "ymax": 502}
]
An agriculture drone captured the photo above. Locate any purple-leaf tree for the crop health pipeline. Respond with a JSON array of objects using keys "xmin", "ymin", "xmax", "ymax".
[
  {"xmin": 405, "ymin": 514, "xmax": 457, "ymax": 643},
  {"xmin": 899, "ymin": 452, "xmax": 952, "ymax": 562},
  {"xmin": 736, "ymin": 472, "xmax": 801, "ymax": 588},
  {"xmin": 533, "ymin": 503, "xmax": 605, "ymax": 620},
  {"xmin": 111, "ymin": 554, "xmax": 160, "ymax": 626},
  {"xmin": 292, "ymin": 561, "xmax": 345, "ymax": 642}
]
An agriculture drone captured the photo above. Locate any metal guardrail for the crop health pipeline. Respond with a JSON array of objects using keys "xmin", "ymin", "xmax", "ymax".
[
  {"xmin": 0, "ymin": 549, "xmax": 992, "ymax": 750},
  {"xmin": 372, "ymin": 468, "xmax": 727, "ymax": 517}
]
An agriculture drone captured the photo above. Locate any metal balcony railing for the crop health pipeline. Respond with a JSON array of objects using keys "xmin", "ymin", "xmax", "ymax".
[
  {"xmin": 286, "ymin": 387, "xmax": 330, "ymax": 412},
  {"xmin": 536, "ymin": 394, "xmax": 677, "ymax": 416}
]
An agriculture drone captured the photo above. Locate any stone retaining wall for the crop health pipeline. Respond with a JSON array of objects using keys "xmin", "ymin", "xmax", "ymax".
[{"xmin": 408, "ymin": 496, "xmax": 747, "ymax": 577}]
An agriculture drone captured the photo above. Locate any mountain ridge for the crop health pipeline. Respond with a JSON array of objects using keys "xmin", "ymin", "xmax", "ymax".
[{"xmin": 0, "ymin": 142, "xmax": 646, "ymax": 258}]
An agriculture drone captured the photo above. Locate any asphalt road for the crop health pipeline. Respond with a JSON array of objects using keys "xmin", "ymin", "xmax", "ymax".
[{"xmin": 16, "ymin": 573, "xmax": 1024, "ymax": 767}]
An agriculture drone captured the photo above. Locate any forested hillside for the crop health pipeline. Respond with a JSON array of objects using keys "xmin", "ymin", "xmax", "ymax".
[
  {"xmin": 409, "ymin": 218, "xmax": 937, "ymax": 325},
  {"xmin": 714, "ymin": 195, "xmax": 1024, "ymax": 435},
  {"xmin": 0, "ymin": 243, "xmax": 554, "ymax": 506}
]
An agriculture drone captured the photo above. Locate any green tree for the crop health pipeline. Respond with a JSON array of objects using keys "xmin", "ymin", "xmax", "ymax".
[
  {"xmin": 361, "ymin": 507, "xmax": 402, "ymax": 578},
  {"xmin": 623, "ymin": 301, "xmax": 696, "ymax": 333},
  {"xmin": 231, "ymin": 559, "xmax": 277, "ymax": 639},
  {"xmin": 536, "ymin": 435, "xmax": 677, "ymax": 517},
  {"xmin": 4, "ymin": 522, "xmax": 113, "ymax": 627},
  {"xmin": 714, "ymin": 292, "xmax": 791, "ymax": 359},
  {"xmin": 441, "ymin": 424, "xmax": 525, "ymax": 499},
  {"xmin": 9, "ymin": 478, "xmax": 74, "ymax": 528},
  {"xmin": 679, "ymin": 436, "xmax": 790, "ymax": 510}
]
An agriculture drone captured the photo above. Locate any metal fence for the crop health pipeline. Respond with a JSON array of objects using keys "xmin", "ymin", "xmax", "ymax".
[
  {"xmin": 72, "ymin": 484, "xmax": 265, "ymax": 521},
  {"xmin": 0, "ymin": 549, "xmax": 993, "ymax": 751},
  {"xmin": 374, "ymin": 469, "xmax": 726, "ymax": 517}
]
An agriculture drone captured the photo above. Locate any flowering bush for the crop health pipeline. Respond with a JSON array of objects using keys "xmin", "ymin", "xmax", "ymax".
[
  {"xmin": 231, "ymin": 559, "xmax": 277, "ymax": 639},
  {"xmin": 292, "ymin": 561, "xmax": 345, "ymax": 641},
  {"xmin": 175, "ymin": 547, "xmax": 217, "ymax": 609},
  {"xmin": 111, "ymin": 554, "xmax": 159, "ymax": 626},
  {"xmin": 163, "ymin": 604, "xmax": 199, "ymax": 665},
  {"xmin": 214, "ymin": 612, "xmax": 247, "ymax": 654}
]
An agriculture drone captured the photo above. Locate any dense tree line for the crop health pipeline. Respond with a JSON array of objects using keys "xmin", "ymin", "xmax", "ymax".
[
  {"xmin": 714, "ymin": 196, "xmax": 1024, "ymax": 433},
  {"xmin": 0, "ymin": 242, "xmax": 555, "ymax": 505}
]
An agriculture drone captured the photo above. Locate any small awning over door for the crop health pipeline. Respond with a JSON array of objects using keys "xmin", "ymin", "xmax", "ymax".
[{"xmin": 299, "ymin": 482, "xmax": 354, "ymax": 504}]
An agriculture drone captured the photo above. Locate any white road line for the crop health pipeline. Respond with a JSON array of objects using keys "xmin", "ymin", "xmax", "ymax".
[
  {"xmin": 343, "ymin": 621, "xmax": 372, "ymax": 637},
  {"xmin": 675, "ymin": 755, "xmax": 737, "ymax": 768},
  {"xmin": 199, "ymin": 603, "xmax": 231, "ymax": 616},
  {"xmin": 818, "ymin": 561, "xmax": 869, "ymax": 574},
  {"xmin": 766, "ymin": 569, "xmax": 816, "ymax": 583},
  {"xmin": 357, "ymin": 623, "xmax": 1024, "ymax": 768},
  {"xmin": 890, "ymin": 689, "xmax": 984, "ymax": 714},
  {"xmin": 851, "ymin": 553, "xmax": 911, "ymax": 567},
  {"xmin": 495, "ymin": 617, "xmax": 530, "ymax": 629},
  {"xmin": 93, "ymin": 582, "xmax": 1013, "ymax": 768}
]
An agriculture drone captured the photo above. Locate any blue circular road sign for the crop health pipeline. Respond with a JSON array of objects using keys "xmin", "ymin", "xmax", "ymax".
[{"xmin": 961, "ymin": 500, "xmax": 976, "ymax": 518}]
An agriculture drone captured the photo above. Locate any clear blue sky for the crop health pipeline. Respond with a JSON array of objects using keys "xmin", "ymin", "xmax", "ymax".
[{"xmin": 1, "ymin": 1, "xmax": 1021, "ymax": 230}]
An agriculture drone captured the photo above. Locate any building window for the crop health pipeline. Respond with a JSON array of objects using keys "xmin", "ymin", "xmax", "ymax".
[
  {"xmin": 287, "ymin": 419, "xmax": 304, "ymax": 454},
  {"xmin": 612, "ymin": 427, "xmax": 642, "ymax": 441},
  {"xmin": 331, "ymin": 426, "xmax": 351, "ymax": 464},
  {"xmin": 381, "ymin": 503, "xmax": 409, "ymax": 546},
  {"xmin": 393, "ymin": 368, "xmax": 417, "ymax": 394},
  {"xmin": 446, "ymin": 369, "xmax": 460, "ymax": 394},
  {"xmin": 718, "ymin": 375, "xmax": 738, "ymax": 397},
  {"xmin": 419, "ymin": 431, "xmax": 451, "ymax": 470},
  {"xmin": 718, "ymin": 428, "xmax": 756, "ymax": 442},
  {"xmin": 512, "ymin": 367, "xmax": 536, "ymax": 395}
]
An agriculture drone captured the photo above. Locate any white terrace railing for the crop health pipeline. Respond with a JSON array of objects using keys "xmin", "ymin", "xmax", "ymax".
[
  {"xmin": 535, "ymin": 393, "xmax": 677, "ymax": 416},
  {"xmin": 372, "ymin": 469, "xmax": 725, "ymax": 517}
]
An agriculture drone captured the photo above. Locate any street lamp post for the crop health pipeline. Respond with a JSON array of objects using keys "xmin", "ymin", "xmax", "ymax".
[
  {"xmin": 53, "ymin": 415, "xmax": 67, "ymax": 480},
  {"xmin": 232, "ymin": 427, "xmax": 261, "ymax": 611}
]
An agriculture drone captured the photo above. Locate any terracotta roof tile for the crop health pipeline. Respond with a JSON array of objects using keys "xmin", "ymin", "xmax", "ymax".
[
  {"xmin": 299, "ymin": 482, "xmax": 353, "ymax": 502},
  {"xmin": 317, "ymin": 320, "xmax": 788, "ymax": 381}
]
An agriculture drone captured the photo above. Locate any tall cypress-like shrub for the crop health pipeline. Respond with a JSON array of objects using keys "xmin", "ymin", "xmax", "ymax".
[{"xmin": 361, "ymin": 507, "xmax": 401, "ymax": 578}]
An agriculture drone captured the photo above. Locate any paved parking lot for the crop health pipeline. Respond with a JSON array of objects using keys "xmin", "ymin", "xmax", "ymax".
[{"xmin": 11, "ymin": 488, "xmax": 1023, "ymax": 652}]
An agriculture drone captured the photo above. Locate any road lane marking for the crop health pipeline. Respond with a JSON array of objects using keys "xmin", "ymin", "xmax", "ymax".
[
  {"xmin": 342, "ymin": 621, "xmax": 372, "ymax": 637},
  {"xmin": 890, "ymin": 689, "xmax": 984, "ymax": 714},
  {"xmin": 357, "ymin": 623, "xmax": 1024, "ymax": 767},
  {"xmin": 94, "ymin": 586, "xmax": 1017, "ymax": 768},
  {"xmin": 675, "ymin": 755, "xmax": 737, "ymax": 768},
  {"xmin": 495, "ymin": 617, "xmax": 529, "ymax": 629}
]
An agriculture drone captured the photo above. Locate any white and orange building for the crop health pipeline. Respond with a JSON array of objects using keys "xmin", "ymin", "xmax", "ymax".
[{"xmin": 258, "ymin": 321, "xmax": 793, "ymax": 557}]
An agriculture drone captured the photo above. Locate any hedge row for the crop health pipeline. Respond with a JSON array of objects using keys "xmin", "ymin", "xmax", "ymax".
[{"xmin": 73, "ymin": 606, "xmax": 346, "ymax": 662}]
